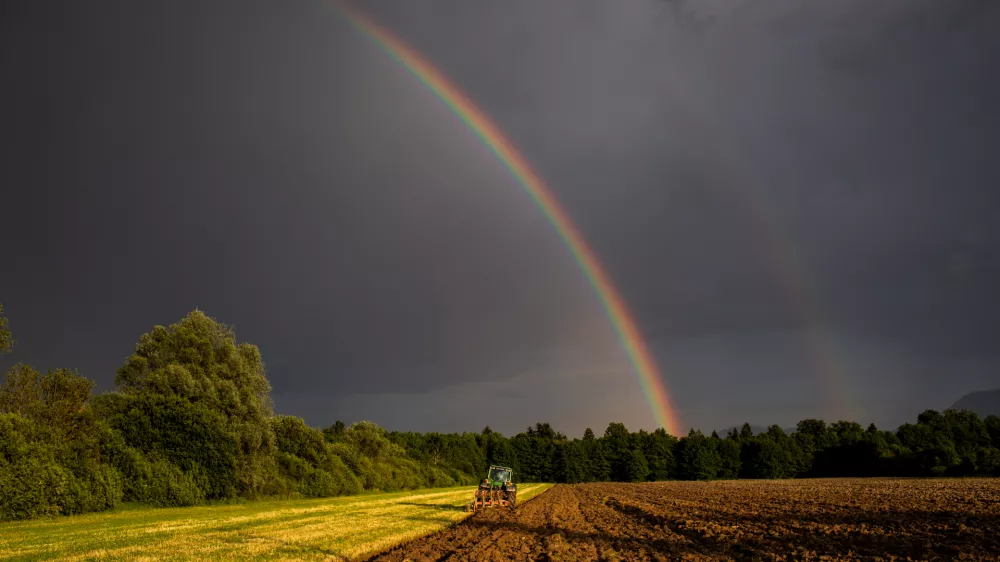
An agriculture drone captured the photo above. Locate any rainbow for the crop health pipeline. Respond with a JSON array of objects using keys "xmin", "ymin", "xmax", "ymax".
[
  {"xmin": 334, "ymin": 2, "xmax": 681, "ymax": 435},
  {"xmin": 676, "ymin": 105, "xmax": 854, "ymax": 422}
]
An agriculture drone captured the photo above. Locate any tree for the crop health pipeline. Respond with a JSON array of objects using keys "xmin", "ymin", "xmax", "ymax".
[
  {"xmin": 986, "ymin": 416, "xmax": 1000, "ymax": 448},
  {"xmin": 582, "ymin": 437, "xmax": 611, "ymax": 482},
  {"xmin": 716, "ymin": 436, "xmax": 741, "ymax": 479},
  {"xmin": 0, "ymin": 304, "xmax": 13, "ymax": 354},
  {"xmin": 739, "ymin": 426, "xmax": 801, "ymax": 479},
  {"xmin": 323, "ymin": 420, "xmax": 347, "ymax": 442},
  {"xmin": 0, "ymin": 365, "xmax": 96, "ymax": 442},
  {"xmin": 676, "ymin": 430, "xmax": 721, "ymax": 480},
  {"xmin": 554, "ymin": 442, "xmax": 587, "ymax": 483},
  {"xmin": 489, "ymin": 436, "xmax": 516, "ymax": 470},
  {"xmin": 0, "ymin": 364, "xmax": 42, "ymax": 417},
  {"xmin": 0, "ymin": 366, "xmax": 122, "ymax": 519},
  {"xmin": 639, "ymin": 428, "xmax": 677, "ymax": 481},
  {"xmin": 603, "ymin": 422, "xmax": 632, "ymax": 481},
  {"xmin": 109, "ymin": 310, "xmax": 276, "ymax": 497},
  {"xmin": 271, "ymin": 415, "xmax": 360, "ymax": 498},
  {"xmin": 511, "ymin": 433, "xmax": 543, "ymax": 482},
  {"xmin": 941, "ymin": 409, "xmax": 992, "ymax": 474},
  {"xmin": 897, "ymin": 412, "xmax": 964, "ymax": 476},
  {"xmin": 794, "ymin": 419, "xmax": 831, "ymax": 474},
  {"xmin": 342, "ymin": 421, "xmax": 396, "ymax": 459},
  {"xmin": 625, "ymin": 449, "xmax": 649, "ymax": 482}
]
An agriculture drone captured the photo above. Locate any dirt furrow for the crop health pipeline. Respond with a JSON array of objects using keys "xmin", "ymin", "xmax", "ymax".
[
  {"xmin": 574, "ymin": 484, "xmax": 720, "ymax": 561},
  {"xmin": 365, "ymin": 479, "xmax": 1000, "ymax": 562}
]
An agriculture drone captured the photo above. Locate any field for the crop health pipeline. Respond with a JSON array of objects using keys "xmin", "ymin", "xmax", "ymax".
[
  {"xmin": 3, "ymin": 479, "xmax": 998, "ymax": 561},
  {"xmin": 371, "ymin": 478, "xmax": 1000, "ymax": 561},
  {"xmin": 0, "ymin": 484, "xmax": 552, "ymax": 561}
]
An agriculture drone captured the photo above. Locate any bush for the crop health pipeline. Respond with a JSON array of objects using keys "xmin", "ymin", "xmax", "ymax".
[
  {"xmin": 95, "ymin": 391, "xmax": 240, "ymax": 500},
  {"xmin": 325, "ymin": 455, "xmax": 362, "ymax": 496},
  {"xmin": 0, "ymin": 453, "xmax": 70, "ymax": 520},
  {"xmin": 113, "ymin": 447, "xmax": 204, "ymax": 507},
  {"xmin": 57, "ymin": 465, "xmax": 125, "ymax": 516},
  {"xmin": 0, "ymin": 413, "xmax": 124, "ymax": 520},
  {"xmin": 328, "ymin": 442, "xmax": 363, "ymax": 475}
]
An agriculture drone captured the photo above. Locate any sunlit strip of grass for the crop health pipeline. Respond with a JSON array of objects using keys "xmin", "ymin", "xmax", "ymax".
[{"xmin": 0, "ymin": 483, "xmax": 553, "ymax": 561}]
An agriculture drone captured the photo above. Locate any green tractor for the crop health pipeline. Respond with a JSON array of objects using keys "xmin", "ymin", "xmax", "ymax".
[{"xmin": 467, "ymin": 465, "xmax": 517, "ymax": 512}]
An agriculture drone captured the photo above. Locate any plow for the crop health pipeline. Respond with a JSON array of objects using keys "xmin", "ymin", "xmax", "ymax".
[{"xmin": 467, "ymin": 465, "xmax": 517, "ymax": 512}]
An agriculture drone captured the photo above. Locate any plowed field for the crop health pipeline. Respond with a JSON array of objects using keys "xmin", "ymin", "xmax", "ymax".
[{"xmin": 368, "ymin": 478, "xmax": 1000, "ymax": 561}]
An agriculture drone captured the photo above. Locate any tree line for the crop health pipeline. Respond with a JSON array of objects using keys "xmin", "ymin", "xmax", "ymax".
[
  {"xmin": 1, "ymin": 307, "xmax": 998, "ymax": 522},
  {"xmin": 0, "ymin": 309, "xmax": 478, "ymax": 521},
  {"xmin": 392, "ymin": 411, "xmax": 1000, "ymax": 486}
]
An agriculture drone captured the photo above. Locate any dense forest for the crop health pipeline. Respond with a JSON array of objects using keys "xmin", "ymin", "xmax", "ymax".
[{"xmin": 1, "ymin": 307, "xmax": 998, "ymax": 522}]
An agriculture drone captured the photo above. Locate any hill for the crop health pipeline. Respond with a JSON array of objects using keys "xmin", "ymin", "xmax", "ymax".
[{"xmin": 950, "ymin": 389, "xmax": 1000, "ymax": 418}]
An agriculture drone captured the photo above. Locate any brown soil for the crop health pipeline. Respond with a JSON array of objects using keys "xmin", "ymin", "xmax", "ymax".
[{"xmin": 365, "ymin": 478, "xmax": 1000, "ymax": 561}]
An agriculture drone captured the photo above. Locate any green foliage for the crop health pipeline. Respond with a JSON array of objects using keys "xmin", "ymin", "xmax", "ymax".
[
  {"xmin": 638, "ymin": 429, "xmax": 677, "ymax": 481},
  {"xmin": 624, "ymin": 449, "xmax": 649, "ymax": 482},
  {"xmin": 115, "ymin": 310, "xmax": 276, "ymax": 497},
  {"xmin": 121, "ymin": 452, "xmax": 205, "ymax": 507},
  {"xmin": 271, "ymin": 415, "xmax": 362, "ymax": 498},
  {"xmin": 676, "ymin": 430, "xmax": 721, "ymax": 480},
  {"xmin": 0, "ymin": 413, "xmax": 125, "ymax": 520},
  {"xmin": 0, "ymin": 303, "xmax": 13, "ymax": 354},
  {"xmin": 4, "ymin": 305, "xmax": 1000, "ymax": 522},
  {"xmin": 554, "ymin": 441, "xmax": 587, "ymax": 483},
  {"xmin": 95, "ymin": 392, "xmax": 239, "ymax": 500},
  {"xmin": 715, "ymin": 437, "xmax": 741, "ymax": 479},
  {"xmin": 603, "ymin": 422, "xmax": 633, "ymax": 481},
  {"xmin": 484, "ymin": 434, "xmax": 516, "ymax": 472},
  {"xmin": 0, "ymin": 365, "xmax": 125, "ymax": 521},
  {"xmin": 0, "ymin": 365, "xmax": 95, "ymax": 434},
  {"xmin": 0, "ymin": 413, "xmax": 66, "ymax": 520},
  {"xmin": 586, "ymin": 438, "xmax": 612, "ymax": 482}
]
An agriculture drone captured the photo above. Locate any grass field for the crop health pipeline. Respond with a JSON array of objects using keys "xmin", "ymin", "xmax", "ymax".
[{"xmin": 0, "ymin": 484, "xmax": 552, "ymax": 561}]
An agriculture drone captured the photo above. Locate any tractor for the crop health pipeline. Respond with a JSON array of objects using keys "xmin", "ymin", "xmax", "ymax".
[{"xmin": 467, "ymin": 465, "xmax": 517, "ymax": 512}]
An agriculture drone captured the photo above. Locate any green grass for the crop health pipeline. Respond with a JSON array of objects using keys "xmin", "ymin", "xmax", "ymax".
[{"xmin": 0, "ymin": 484, "xmax": 553, "ymax": 561}]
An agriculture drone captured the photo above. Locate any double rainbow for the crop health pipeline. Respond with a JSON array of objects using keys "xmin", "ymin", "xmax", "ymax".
[{"xmin": 335, "ymin": 3, "xmax": 681, "ymax": 435}]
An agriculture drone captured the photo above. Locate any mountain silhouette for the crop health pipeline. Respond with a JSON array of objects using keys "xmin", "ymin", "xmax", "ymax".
[{"xmin": 950, "ymin": 389, "xmax": 1000, "ymax": 418}]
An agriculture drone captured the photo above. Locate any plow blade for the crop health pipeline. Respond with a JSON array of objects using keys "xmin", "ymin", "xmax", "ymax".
[{"xmin": 467, "ymin": 489, "xmax": 516, "ymax": 512}]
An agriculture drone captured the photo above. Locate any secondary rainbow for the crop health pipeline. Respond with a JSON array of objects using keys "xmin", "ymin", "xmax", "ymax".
[{"xmin": 335, "ymin": 2, "xmax": 681, "ymax": 435}]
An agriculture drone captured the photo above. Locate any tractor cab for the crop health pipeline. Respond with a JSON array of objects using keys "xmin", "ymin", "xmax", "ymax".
[{"xmin": 488, "ymin": 466, "xmax": 512, "ymax": 486}]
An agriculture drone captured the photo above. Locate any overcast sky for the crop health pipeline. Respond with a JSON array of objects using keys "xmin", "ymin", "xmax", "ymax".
[{"xmin": 2, "ymin": 0, "xmax": 998, "ymax": 437}]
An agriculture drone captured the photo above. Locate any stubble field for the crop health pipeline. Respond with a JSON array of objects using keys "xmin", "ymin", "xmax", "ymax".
[
  {"xmin": 0, "ymin": 484, "xmax": 551, "ymax": 561},
  {"xmin": 371, "ymin": 478, "xmax": 1000, "ymax": 561}
]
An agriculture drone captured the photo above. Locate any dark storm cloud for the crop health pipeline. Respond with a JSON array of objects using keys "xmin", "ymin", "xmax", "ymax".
[
  {"xmin": 359, "ymin": 0, "xmax": 1000, "ymax": 345},
  {"xmin": 2, "ymin": 0, "xmax": 998, "ymax": 434},
  {"xmin": 1, "ymin": 0, "xmax": 612, "ymax": 398},
  {"xmin": 334, "ymin": 0, "xmax": 1000, "ymax": 431}
]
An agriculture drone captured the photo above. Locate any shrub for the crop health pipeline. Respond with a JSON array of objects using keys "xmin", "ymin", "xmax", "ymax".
[{"xmin": 0, "ymin": 413, "xmax": 124, "ymax": 520}]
